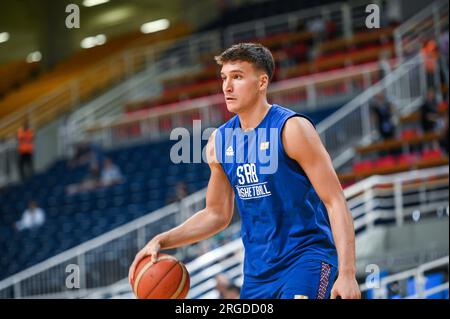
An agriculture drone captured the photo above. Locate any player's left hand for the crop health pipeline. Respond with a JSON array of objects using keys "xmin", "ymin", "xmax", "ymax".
[{"xmin": 330, "ymin": 274, "xmax": 361, "ymax": 299}]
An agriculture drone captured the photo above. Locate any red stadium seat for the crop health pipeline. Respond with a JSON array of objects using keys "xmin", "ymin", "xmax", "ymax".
[
  {"xmin": 353, "ymin": 160, "xmax": 374, "ymax": 173},
  {"xmin": 421, "ymin": 149, "xmax": 443, "ymax": 161},
  {"xmin": 401, "ymin": 129, "xmax": 419, "ymax": 140},
  {"xmin": 375, "ymin": 155, "xmax": 397, "ymax": 168},
  {"xmin": 397, "ymin": 153, "xmax": 418, "ymax": 165}
]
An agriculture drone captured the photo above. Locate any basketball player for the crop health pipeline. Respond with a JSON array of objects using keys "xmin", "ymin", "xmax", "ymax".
[{"xmin": 129, "ymin": 43, "xmax": 361, "ymax": 299}]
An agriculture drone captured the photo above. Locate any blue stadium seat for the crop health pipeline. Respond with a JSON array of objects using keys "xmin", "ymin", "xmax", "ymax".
[
  {"xmin": 407, "ymin": 273, "xmax": 446, "ymax": 299},
  {"xmin": 0, "ymin": 137, "xmax": 273, "ymax": 278}
]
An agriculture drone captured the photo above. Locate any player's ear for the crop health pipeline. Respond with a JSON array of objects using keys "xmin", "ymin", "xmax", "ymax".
[{"xmin": 259, "ymin": 73, "xmax": 269, "ymax": 91}]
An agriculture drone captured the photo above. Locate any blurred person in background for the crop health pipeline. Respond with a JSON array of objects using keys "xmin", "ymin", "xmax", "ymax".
[
  {"xmin": 66, "ymin": 161, "xmax": 101, "ymax": 195},
  {"xmin": 17, "ymin": 120, "xmax": 34, "ymax": 181},
  {"xmin": 69, "ymin": 140, "xmax": 103, "ymax": 169},
  {"xmin": 225, "ymin": 283, "xmax": 241, "ymax": 299},
  {"xmin": 100, "ymin": 157, "xmax": 123, "ymax": 187},
  {"xmin": 420, "ymin": 88, "xmax": 441, "ymax": 134},
  {"xmin": 215, "ymin": 274, "xmax": 240, "ymax": 299},
  {"xmin": 215, "ymin": 274, "xmax": 231, "ymax": 299},
  {"xmin": 438, "ymin": 29, "xmax": 449, "ymax": 65},
  {"xmin": 307, "ymin": 17, "xmax": 326, "ymax": 47},
  {"xmin": 13, "ymin": 200, "xmax": 45, "ymax": 231},
  {"xmin": 370, "ymin": 93, "xmax": 397, "ymax": 141},
  {"xmin": 325, "ymin": 18, "xmax": 337, "ymax": 40},
  {"xmin": 421, "ymin": 38, "xmax": 439, "ymax": 89},
  {"xmin": 216, "ymin": 274, "xmax": 230, "ymax": 299}
]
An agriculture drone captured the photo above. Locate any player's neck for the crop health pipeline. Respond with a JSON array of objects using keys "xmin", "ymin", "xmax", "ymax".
[{"xmin": 238, "ymin": 101, "xmax": 272, "ymax": 132}]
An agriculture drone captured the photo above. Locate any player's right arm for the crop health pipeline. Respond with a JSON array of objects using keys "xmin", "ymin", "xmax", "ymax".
[{"xmin": 129, "ymin": 130, "xmax": 234, "ymax": 283}]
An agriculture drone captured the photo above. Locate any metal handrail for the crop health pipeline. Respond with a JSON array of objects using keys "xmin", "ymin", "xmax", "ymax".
[
  {"xmin": 316, "ymin": 53, "xmax": 426, "ymax": 169},
  {"xmin": 0, "ymin": 0, "xmax": 376, "ymax": 137},
  {"xmin": 0, "ymin": 164, "xmax": 447, "ymax": 298},
  {"xmin": 360, "ymin": 256, "xmax": 449, "ymax": 299},
  {"xmin": 84, "ymin": 60, "xmax": 384, "ymax": 133},
  {"xmin": 394, "ymin": 0, "xmax": 449, "ymax": 60}
]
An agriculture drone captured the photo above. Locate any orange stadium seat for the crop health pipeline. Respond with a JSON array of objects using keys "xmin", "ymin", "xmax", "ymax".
[
  {"xmin": 0, "ymin": 60, "xmax": 40, "ymax": 97},
  {"xmin": 0, "ymin": 22, "xmax": 192, "ymax": 138},
  {"xmin": 125, "ymin": 27, "xmax": 395, "ymax": 115}
]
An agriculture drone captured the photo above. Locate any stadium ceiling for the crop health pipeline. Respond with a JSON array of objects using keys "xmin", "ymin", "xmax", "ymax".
[{"xmin": 0, "ymin": 0, "xmax": 224, "ymax": 65}]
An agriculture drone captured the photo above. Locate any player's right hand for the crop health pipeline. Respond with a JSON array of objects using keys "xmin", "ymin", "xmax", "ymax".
[{"xmin": 128, "ymin": 237, "xmax": 162, "ymax": 284}]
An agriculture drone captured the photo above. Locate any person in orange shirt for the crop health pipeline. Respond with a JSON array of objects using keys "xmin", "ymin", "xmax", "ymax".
[
  {"xmin": 421, "ymin": 38, "xmax": 438, "ymax": 89},
  {"xmin": 17, "ymin": 120, "xmax": 34, "ymax": 181}
]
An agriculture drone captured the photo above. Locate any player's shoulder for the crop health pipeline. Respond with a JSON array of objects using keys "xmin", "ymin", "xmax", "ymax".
[
  {"xmin": 282, "ymin": 115, "xmax": 322, "ymax": 160},
  {"xmin": 284, "ymin": 115, "xmax": 315, "ymax": 131},
  {"xmin": 282, "ymin": 115, "xmax": 318, "ymax": 149},
  {"xmin": 283, "ymin": 115, "xmax": 316, "ymax": 138},
  {"xmin": 272, "ymin": 104, "xmax": 315, "ymax": 127}
]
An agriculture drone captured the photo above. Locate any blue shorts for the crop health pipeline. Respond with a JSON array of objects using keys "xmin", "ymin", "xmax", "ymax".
[{"xmin": 240, "ymin": 260, "xmax": 338, "ymax": 299}]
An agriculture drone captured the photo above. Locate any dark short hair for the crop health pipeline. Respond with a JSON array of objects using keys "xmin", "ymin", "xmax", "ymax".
[{"xmin": 214, "ymin": 43, "xmax": 275, "ymax": 81}]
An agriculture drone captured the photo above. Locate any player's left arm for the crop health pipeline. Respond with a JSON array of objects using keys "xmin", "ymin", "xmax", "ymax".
[{"xmin": 282, "ymin": 116, "xmax": 361, "ymax": 299}]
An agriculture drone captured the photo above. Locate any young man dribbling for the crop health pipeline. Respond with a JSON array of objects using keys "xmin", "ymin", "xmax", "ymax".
[{"xmin": 129, "ymin": 43, "xmax": 361, "ymax": 299}]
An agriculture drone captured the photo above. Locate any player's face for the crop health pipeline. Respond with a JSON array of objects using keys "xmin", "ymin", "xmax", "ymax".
[{"xmin": 220, "ymin": 61, "xmax": 262, "ymax": 113}]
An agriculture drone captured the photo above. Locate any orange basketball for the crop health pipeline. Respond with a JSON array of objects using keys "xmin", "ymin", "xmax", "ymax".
[{"xmin": 130, "ymin": 253, "xmax": 190, "ymax": 299}]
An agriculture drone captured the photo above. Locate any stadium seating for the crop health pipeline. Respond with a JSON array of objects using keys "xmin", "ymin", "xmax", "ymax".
[
  {"xmin": 125, "ymin": 26, "xmax": 394, "ymax": 114},
  {"xmin": 199, "ymin": 0, "xmax": 339, "ymax": 31},
  {"xmin": 364, "ymin": 270, "xmax": 448, "ymax": 299},
  {"xmin": 0, "ymin": 102, "xmax": 340, "ymax": 280},
  {"xmin": 0, "ymin": 22, "xmax": 192, "ymax": 139},
  {"xmin": 339, "ymin": 97, "xmax": 448, "ymax": 185},
  {"xmin": 0, "ymin": 0, "xmax": 447, "ymax": 299},
  {"xmin": 0, "ymin": 60, "xmax": 40, "ymax": 98},
  {"xmin": 0, "ymin": 139, "xmax": 209, "ymax": 280},
  {"xmin": 340, "ymin": 150, "xmax": 448, "ymax": 183},
  {"xmin": 407, "ymin": 272, "xmax": 447, "ymax": 299}
]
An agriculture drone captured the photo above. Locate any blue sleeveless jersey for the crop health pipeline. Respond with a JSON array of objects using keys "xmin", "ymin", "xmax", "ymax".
[{"xmin": 215, "ymin": 104, "xmax": 338, "ymax": 282}]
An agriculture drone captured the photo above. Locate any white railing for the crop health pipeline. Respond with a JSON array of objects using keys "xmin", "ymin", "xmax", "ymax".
[
  {"xmin": 70, "ymin": 0, "xmax": 386, "ymax": 151},
  {"xmin": 0, "ymin": 185, "xmax": 239, "ymax": 299},
  {"xmin": 0, "ymin": 163, "xmax": 447, "ymax": 299},
  {"xmin": 78, "ymin": 60, "xmax": 387, "ymax": 150},
  {"xmin": 360, "ymin": 256, "xmax": 449, "ymax": 299},
  {"xmin": 0, "ymin": 0, "xmax": 390, "ymax": 188},
  {"xmin": 0, "ymin": 188, "xmax": 203, "ymax": 299},
  {"xmin": 99, "ymin": 253, "xmax": 449, "ymax": 299},
  {"xmin": 317, "ymin": 53, "xmax": 427, "ymax": 169},
  {"xmin": 0, "ymin": 50, "xmax": 396, "ymax": 187},
  {"xmin": 64, "ymin": 41, "xmax": 219, "ymax": 148},
  {"xmin": 0, "ymin": 30, "xmax": 221, "ymax": 188},
  {"xmin": 79, "ymin": 53, "xmax": 429, "ymax": 174},
  {"xmin": 224, "ymin": 0, "xmax": 383, "ymax": 45},
  {"xmin": 184, "ymin": 166, "xmax": 448, "ymax": 299},
  {"xmin": 0, "ymin": 0, "xmax": 446, "ymax": 297},
  {"xmin": 345, "ymin": 165, "xmax": 449, "ymax": 232},
  {"xmin": 0, "ymin": 0, "xmax": 378, "ymax": 141},
  {"xmin": 0, "ymin": 30, "xmax": 221, "ymax": 136},
  {"xmin": 393, "ymin": 0, "xmax": 449, "ymax": 103},
  {"xmin": 88, "ymin": 163, "xmax": 450, "ymax": 299},
  {"xmin": 394, "ymin": 0, "xmax": 448, "ymax": 61},
  {"xmin": 61, "ymin": 68, "xmax": 161, "ymax": 149},
  {"xmin": 83, "ymin": 238, "xmax": 244, "ymax": 300}
]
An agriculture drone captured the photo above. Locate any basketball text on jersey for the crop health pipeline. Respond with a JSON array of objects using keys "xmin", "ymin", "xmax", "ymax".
[{"xmin": 235, "ymin": 163, "xmax": 271, "ymax": 200}]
